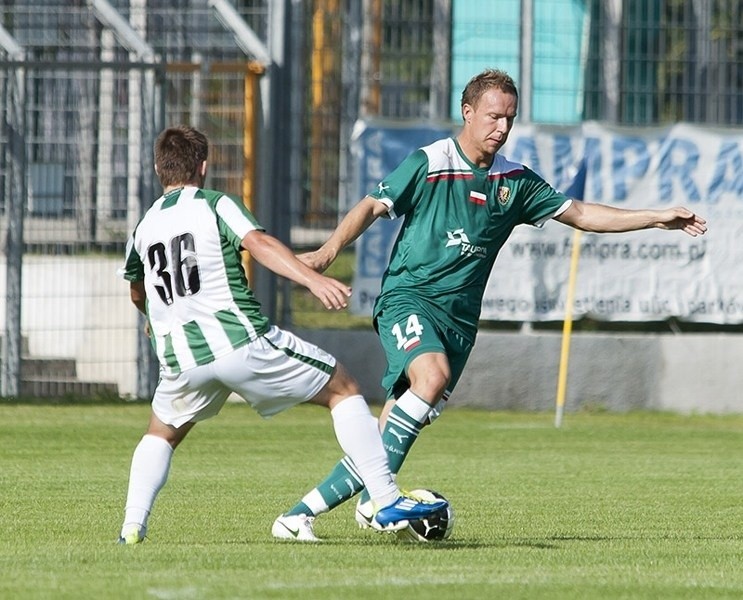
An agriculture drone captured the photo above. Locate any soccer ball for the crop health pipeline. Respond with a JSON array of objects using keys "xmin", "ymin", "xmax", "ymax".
[{"xmin": 396, "ymin": 489, "xmax": 454, "ymax": 542}]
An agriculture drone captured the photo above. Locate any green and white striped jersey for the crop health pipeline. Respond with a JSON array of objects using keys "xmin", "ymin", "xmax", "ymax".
[
  {"xmin": 122, "ymin": 186, "xmax": 269, "ymax": 374},
  {"xmin": 369, "ymin": 137, "xmax": 571, "ymax": 342}
]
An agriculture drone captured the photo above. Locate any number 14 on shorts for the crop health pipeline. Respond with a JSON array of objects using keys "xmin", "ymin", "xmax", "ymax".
[{"xmin": 391, "ymin": 314, "xmax": 423, "ymax": 351}]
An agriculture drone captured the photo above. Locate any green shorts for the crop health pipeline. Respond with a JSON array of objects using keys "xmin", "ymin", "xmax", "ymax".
[{"xmin": 374, "ymin": 299, "xmax": 473, "ymax": 400}]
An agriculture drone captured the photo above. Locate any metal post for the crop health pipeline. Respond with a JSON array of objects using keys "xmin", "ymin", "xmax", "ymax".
[
  {"xmin": 208, "ymin": 0, "xmax": 275, "ymax": 321},
  {"xmin": 338, "ymin": 0, "xmax": 362, "ymax": 215},
  {"xmin": 96, "ymin": 30, "xmax": 116, "ymax": 223},
  {"xmin": 135, "ymin": 62, "xmax": 163, "ymax": 398},
  {"xmin": 519, "ymin": 0, "xmax": 533, "ymax": 123},
  {"xmin": 692, "ymin": 0, "xmax": 712, "ymax": 122},
  {"xmin": 280, "ymin": 0, "xmax": 307, "ymax": 328},
  {"xmin": 2, "ymin": 65, "xmax": 26, "ymax": 398},
  {"xmin": 267, "ymin": 0, "xmax": 291, "ymax": 326},
  {"xmin": 602, "ymin": 0, "xmax": 623, "ymax": 123},
  {"xmin": 190, "ymin": 52, "xmax": 203, "ymax": 127},
  {"xmin": 360, "ymin": 0, "xmax": 383, "ymax": 117},
  {"xmin": 429, "ymin": 0, "xmax": 451, "ymax": 120}
]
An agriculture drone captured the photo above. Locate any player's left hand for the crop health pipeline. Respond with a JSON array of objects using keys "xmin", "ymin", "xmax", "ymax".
[
  {"xmin": 655, "ymin": 208, "xmax": 707, "ymax": 237},
  {"xmin": 307, "ymin": 274, "xmax": 352, "ymax": 310}
]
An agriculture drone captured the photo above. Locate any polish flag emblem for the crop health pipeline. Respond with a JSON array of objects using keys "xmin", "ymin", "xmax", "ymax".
[{"xmin": 469, "ymin": 191, "xmax": 486, "ymax": 205}]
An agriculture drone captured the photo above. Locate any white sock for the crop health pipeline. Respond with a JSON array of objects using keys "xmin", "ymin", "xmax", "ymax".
[
  {"xmin": 121, "ymin": 434, "xmax": 174, "ymax": 535},
  {"xmin": 395, "ymin": 389, "xmax": 433, "ymax": 423},
  {"xmin": 331, "ymin": 395, "xmax": 399, "ymax": 507},
  {"xmin": 299, "ymin": 489, "xmax": 330, "ymax": 516}
]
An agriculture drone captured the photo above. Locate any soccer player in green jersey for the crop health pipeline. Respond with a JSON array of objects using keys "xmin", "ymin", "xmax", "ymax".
[
  {"xmin": 117, "ymin": 126, "xmax": 448, "ymax": 544},
  {"xmin": 273, "ymin": 68, "xmax": 707, "ymax": 539}
]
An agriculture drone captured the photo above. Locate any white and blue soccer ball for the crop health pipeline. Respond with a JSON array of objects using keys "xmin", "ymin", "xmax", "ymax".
[{"xmin": 396, "ymin": 488, "xmax": 455, "ymax": 542}]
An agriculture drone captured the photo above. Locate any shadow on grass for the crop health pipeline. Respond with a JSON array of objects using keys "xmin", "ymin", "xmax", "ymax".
[
  {"xmin": 0, "ymin": 393, "xmax": 148, "ymax": 406},
  {"xmin": 251, "ymin": 531, "xmax": 743, "ymax": 550},
  {"xmin": 230, "ymin": 537, "xmax": 559, "ymax": 550}
]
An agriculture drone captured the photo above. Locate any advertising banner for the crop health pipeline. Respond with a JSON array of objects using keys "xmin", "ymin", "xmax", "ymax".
[{"xmin": 349, "ymin": 120, "xmax": 742, "ymax": 324}]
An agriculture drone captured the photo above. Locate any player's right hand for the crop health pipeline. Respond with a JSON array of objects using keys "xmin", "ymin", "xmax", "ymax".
[{"xmin": 297, "ymin": 250, "xmax": 332, "ymax": 273}]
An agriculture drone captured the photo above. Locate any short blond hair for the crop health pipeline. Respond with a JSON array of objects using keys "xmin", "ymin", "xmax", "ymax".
[{"xmin": 460, "ymin": 69, "xmax": 519, "ymax": 111}]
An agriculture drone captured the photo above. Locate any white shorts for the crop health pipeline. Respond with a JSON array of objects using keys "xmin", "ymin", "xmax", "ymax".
[{"xmin": 152, "ymin": 326, "xmax": 336, "ymax": 428}]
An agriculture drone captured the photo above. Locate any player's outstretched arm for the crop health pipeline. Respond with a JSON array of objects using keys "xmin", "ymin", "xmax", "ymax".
[
  {"xmin": 241, "ymin": 230, "xmax": 351, "ymax": 310},
  {"xmin": 298, "ymin": 196, "xmax": 387, "ymax": 272},
  {"xmin": 555, "ymin": 201, "xmax": 707, "ymax": 237}
]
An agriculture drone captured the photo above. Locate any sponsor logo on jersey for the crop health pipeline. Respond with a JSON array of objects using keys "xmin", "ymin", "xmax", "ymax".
[
  {"xmin": 497, "ymin": 186, "xmax": 511, "ymax": 205},
  {"xmin": 445, "ymin": 229, "xmax": 487, "ymax": 258},
  {"xmin": 377, "ymin": 182, "xmax": 390, "ymax": 194}
]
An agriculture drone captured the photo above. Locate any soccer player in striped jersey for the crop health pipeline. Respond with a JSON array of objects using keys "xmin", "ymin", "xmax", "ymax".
[
  {"xmin": 274, "ymin": 68, "xmax": 707, "ymax": 535},
  {"xmin": 117, "ymin": 126, "xmax": 447, "ymax": 544}
]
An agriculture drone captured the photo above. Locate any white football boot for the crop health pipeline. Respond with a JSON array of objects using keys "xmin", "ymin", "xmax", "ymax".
[
  {"xmin": 354, "ymin": 497, "xmax": 374, "ymax": 529},
  {"xmin": 271, "ymin": 514, "xmax": 321, "ymax": 542}
]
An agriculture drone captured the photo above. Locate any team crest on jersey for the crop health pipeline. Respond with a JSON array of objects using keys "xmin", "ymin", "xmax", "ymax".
[{"xmin": 497, "ymin": 186, "xmax": 511, "ymax": 205}]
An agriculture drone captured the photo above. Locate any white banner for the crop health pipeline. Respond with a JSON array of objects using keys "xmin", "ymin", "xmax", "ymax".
[{"xmin": 350, "ymin": 120, "xmax": 743, "ymax": 323}]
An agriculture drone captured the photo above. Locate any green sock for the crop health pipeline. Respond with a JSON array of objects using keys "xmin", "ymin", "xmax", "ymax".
[
  {"xmin": 285, "ymin": 456, "xmax": 364, "ymax": 517},
  {"xmin": 358, "ymin": 392, "xmax": 429, "ymax": 503},
  {"xmin": 285, "ymin": 391, "xmax": 430, "ymax": 514}
]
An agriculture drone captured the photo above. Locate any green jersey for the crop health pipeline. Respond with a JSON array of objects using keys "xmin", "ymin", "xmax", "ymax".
[
  {"xmin": 122, "ymin": 186, "xmax": 270, "ymax": 374},
  {"xmin": 369, "ymin": 137, "xmax": 571, "ymax": 342}
]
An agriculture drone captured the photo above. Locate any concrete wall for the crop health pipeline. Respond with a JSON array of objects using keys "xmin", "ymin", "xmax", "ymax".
[
  {"xmin": 1, "ymin": 256, "xmax": 138, "ymax": 396},
  {"xmin": 296, "ymin": 328, "xmax": 743, "ymax": 414}
]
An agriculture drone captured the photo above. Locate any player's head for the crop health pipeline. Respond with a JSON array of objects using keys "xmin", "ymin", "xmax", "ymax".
[
  {"xmin": 460, "ymin": 69, "xmax": 519, "ymax": 112},
  {"xmin": 154, "ymin": 126, "xmax": 209, "ymax": 188},
  {"xmin": 459, "ymin": 69, "xmax": 519, "ymax": 163}
]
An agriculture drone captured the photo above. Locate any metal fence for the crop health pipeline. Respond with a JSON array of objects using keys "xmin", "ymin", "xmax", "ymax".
[
  {"xmin": 296, "ymin": 0, "xmax": 743, "ymax": 325},
  {"xmin": 0, "ymin": 60, "xmax": 163, "ymax": 399},
  {"xmin": 2, "ymin": 0, "xmax": 742, "ymax": 399},
  {"xmin": 304, "ymin": 0, "xmax": 743, "ymax": 222},
  {"xmin": 1, "ymin": 1, "xmax": 270, "ymax": 399}
]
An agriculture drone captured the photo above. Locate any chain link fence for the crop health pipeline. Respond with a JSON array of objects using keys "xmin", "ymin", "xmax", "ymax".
[
  {"xmin": 2, "ymin": 0, "xmax": 741, "ymax": 399},
  {"xmin": 296, "ymin": 0, "xmax": 743, "ymax": 325},
  {"xmin": 0, "ymin": 60, "xmax": 164, "ymax": 399},
  {"xmin": 1, "ymin": 1, "xmax": 269, "ymax": 398}
]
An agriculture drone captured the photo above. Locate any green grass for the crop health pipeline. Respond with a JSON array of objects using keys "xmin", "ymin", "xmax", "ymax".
[{"xmin": 1, "ymin": 403, "xmax": 742, "ymax": 599}]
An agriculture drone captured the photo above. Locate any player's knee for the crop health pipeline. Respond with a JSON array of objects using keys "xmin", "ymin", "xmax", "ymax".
[
  {"xmin": 408, "ymin": 354, "xmax": 450, "ymax": 401},
  {"xmin": 325, "ymin": 362, "xmax": 362, "ymax": 398},
  {"xmin": 146, "ymin": 413, "xmax": 194, "ymax": 448},
  {"xmin": 411, "ymin": 370, "xmax": 449, "ymax": 401}
]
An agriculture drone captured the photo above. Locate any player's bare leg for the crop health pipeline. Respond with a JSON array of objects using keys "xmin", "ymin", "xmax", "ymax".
[
  {"xmin": 278, "ymin": 352, "xmax": 449, "ymax": 526},
  {"xmin": 273, "ymin": 361, "xmax": 448, "ymax": 540},
  {"xmin": 308, "ymin": 363, "xmax": 401, "ymax": 508},
  {"xmin": 353, "ymin": 352, "xmax": 449, "ymax": 522}
]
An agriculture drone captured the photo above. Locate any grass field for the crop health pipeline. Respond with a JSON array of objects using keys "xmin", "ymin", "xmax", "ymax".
[{"xmin": 1, "ymin": 402, "xmax": 741, "ymax": 599}]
